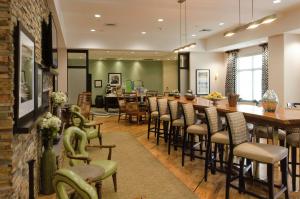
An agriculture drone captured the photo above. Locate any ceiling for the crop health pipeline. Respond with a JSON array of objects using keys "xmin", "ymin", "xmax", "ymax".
[{"xmin": 57, "ymin": 0, "xmax": 300, "ymax": 51}]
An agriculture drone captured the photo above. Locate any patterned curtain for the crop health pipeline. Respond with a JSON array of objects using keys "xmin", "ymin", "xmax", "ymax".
[
  {"xmin": 225, "ymin": 50, "xmax": 239, "ymax": 96},
  {"xmin": 261, "ymin": 43, "xmax": 269, "ymax": 96}
]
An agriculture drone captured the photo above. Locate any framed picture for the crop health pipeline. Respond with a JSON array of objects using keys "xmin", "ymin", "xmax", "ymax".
[
  {"xmin": 178, "ymin": 52, "xmax": 189, "ymax": 69},
  {"xmin": 13, "ymin": 21, "xmax": 35, "ymax": 130},
  {"xmin": 34, "ymin": 63, "xmax": 44, "ymax": 116},
  {"xmin": 108, "ymin": 73, "xmax": 122, "ymax": 87},
  {"xmin": 94, "ymin": 80, "xmax": 102, "ymax": 88},
  {"xmin": 196, "ymin": 69, "xmax": 210, "ymax": 95}
]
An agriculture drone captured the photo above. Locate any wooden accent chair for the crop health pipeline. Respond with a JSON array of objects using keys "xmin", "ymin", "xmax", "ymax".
[
  {"xmin": 225, "ymin": 112, "xmax": 288, "ymax": 199},
  {"xmin": 181, "ymin": 103, "xmax": 208, "ymax": 166},
  {"xmin": 125, "ymin": 102, "xmax": 146, "ymax": 124},
  {"xmin": 63, "ymin": 127, "xmax": 118, "ymax": 194},
  {"xmin": 70, "ymin": 105, "xmax": 103, "ymax": 146},
  {"xmin": 117, "ymin": 97, "xmax": 127, "ymax": 122},
  {"xmin": 53, "ymin": 169, "xmax": 98, "ymax": 199},
  {"xmin": 77, "ymin": 92, "xmax": 93, "ymax": 119}
]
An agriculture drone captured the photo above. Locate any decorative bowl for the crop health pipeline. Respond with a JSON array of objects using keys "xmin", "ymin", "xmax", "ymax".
[
  {"xmin": 185, "ymin": 94, "xmax": 195, "ymax": 100},
  {"xmin": 261, "ymin": 90, "xmax": 279, "ymax": 112},
  {"xmin": 203, "ymin": 96, "xmax": 226, "ymax": 105}
]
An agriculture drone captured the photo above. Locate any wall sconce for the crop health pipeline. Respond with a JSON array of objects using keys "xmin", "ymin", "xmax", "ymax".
[{"xmin": 215, "ymin": 72, "xmax": 219, "ymax": 81}]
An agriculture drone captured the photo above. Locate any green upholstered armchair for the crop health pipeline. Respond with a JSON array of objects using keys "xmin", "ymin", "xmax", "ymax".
[
  {"xmin": 63, "ymin": 126, "xmax": 118, "ymax": 193},
  {"xmin": 53, "ymin": 169, "xmax": 98, "ymax": 199},
  {"xmin": 70, "ymin": 105, "xmax": 103, "ymax": 146}
]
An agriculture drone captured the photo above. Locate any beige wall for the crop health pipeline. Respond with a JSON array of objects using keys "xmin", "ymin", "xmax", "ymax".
[
  {"xmin": 162, "ymin": 60, "xmax": 178, "ymax": 92},
  {"xmin": 189, "ymin": 52, "xmax": 226, "ymax": 95},
  {"xmin": 284, "ymin": 34, "xmax": 300, "ymax": 104},
  {"xmin": 268, "ymin": 35, "xmax": 285, "ymax": 106}
]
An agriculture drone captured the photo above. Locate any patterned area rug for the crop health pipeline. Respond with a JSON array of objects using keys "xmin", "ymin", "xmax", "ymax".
[
  {"xmin": 88, "ymin": 132, "xmax": 198, "ymax": 199},
  {"xmin": 91, "ymin": 108, "xmax": 119, "ymax": 117}
]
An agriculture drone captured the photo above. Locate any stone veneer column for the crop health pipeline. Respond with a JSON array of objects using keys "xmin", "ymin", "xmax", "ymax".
[{"xmin": 0, "ymin": 0, "xmax": 50, "ymax": 198}]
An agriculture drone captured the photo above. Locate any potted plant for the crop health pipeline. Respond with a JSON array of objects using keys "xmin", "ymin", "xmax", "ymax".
[
  {"xmin": 227, "ymin": 93, "xmax": 240, "ymax": 107},
  {"xmin": 51, "ymin": 91, "xmax": 67, "ymax": 117},
  {"xmin": 39, "ymin": 112, "xmax": 62, "ymax": 195}
]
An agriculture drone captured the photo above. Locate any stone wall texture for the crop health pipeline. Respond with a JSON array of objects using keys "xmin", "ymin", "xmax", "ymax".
[{"xmin": 0, "ymin": 0, "xmax": 50, "ymax": 198}]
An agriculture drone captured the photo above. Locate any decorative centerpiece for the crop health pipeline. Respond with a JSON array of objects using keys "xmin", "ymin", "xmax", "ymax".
[
  {"xmin": 228, "ymin": 93, "xmax": 240, "ymax": 107},
  {"xmin": 185, "ymin": 90, "xmax": 195, "ymax": 100},
  {"xmin": 39, "ymin": 112, "xmax": 62, "ymax": 195},
  {"xmin": 204, "ymin": 91, "xmax": 226, "ymax": 105},
  {"xmin": 173, "ymin": 89, "xmax": 180, "ymax": 98},
  {"xmin": 51, "ymin": 91, "xmax": 67, "ymax": 117},
  {"xmin": 261, "ymin": 89, "xmax": 279, "ymax": 112}
]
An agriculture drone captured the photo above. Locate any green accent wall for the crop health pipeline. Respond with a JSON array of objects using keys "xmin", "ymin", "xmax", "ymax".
[{"xmin": 89, "ymin": 60, "xmax": 163, "ymax": 102}]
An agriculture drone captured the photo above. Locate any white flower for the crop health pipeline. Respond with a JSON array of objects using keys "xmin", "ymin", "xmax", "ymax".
[
  {"xmin": 51, "ymin": 91, "xmax": 67, "ymax": 106},
  {"xmin": 38, "ymin": 113, "xmax": 62, "ymax": 137}
]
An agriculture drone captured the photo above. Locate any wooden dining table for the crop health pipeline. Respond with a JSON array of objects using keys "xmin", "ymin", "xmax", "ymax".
[{"xmin": 168, "ymin": 96, "xmax": 300, "ymax": 129}]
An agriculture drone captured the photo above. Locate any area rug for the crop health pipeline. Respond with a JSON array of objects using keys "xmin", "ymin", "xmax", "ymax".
[
  {"xmin": 91, "ymin": 108, "xmax": 119, "ymax": 117},
  {"xmin": 88, "ymin": 132, "xmax": 198, "ymax": 199}
]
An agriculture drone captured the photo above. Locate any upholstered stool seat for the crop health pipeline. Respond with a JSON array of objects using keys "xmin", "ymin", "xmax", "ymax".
[
  {"xmin": 233, "ymin": 142, "xmax": 288, "ymax": 164},
  {"xmin": 173, "ymin": 118, "xmax": 184, "ymax": 127},
  {"xmin": 160, "ymin": 114, "xmax": 170, "ymax": 121},
  {"xmin": 287, "ymin": 133, "xmax": 300, "ymax": 147},
  {"xmin": 151, "ymin": 111, "xmax": 158, "ymax": 117},
  {"xmin": 211, "ymin": 131, "xmax": 229, "ymax": 144},
  {"xmin": 187, "ymin": 124, "xmax": 207, "ymax": 135}
]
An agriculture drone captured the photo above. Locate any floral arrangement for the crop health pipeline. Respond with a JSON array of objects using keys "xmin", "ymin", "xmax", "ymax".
[
  {"xmin": 39, "ymin": 112, "xmax": 62, "ymax": 138},
  {"xmin": 206, "ymin": 91, "xmax": 225, "ymax": 99},
  {"xmin": 51, "ymin": 91, "xmax": 67, "ymax": 107}
]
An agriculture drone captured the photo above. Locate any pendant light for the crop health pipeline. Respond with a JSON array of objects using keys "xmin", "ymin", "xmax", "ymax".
[
  {"xmin": 173, "ymin": 0, "xmax": 196, "ymax": 53},
  {"xmin": 246, "ymin": 0, "xmax": 260, "ymax": 30}
]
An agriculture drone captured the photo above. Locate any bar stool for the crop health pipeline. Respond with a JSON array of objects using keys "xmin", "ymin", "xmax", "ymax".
[
  {"xmin": 181, "ymin": 103, "xmax": 207, "ymax": 167},
  {"xmin": 285, "ymin": 128, "xmax": 300, "ymax": 191},
  {"xmin": 156, "ymin": 98, "xmax": 170, "ymax": 145},
  {"xmin": 204, "ymin": 107, "xmax": 228, "ymax": 181},
  {"xmin": 168, "ymin": 100, "xmax": 184, "ymax": 155},
  {"xmin": 147, "ymin": 97, "xmax": 158, "ymax": 139},
  {"xmin": 225, "ymin": 112, "xmax": 289, "ymax": 199}
]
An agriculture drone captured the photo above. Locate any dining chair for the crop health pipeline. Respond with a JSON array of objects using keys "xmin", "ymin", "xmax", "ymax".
[
  {"xmin": 125, "ymin": 101, "xmax": 146, "ymax": 124},
  {"xmin": 156, "ymin": 98, "xmax": 170, "ymax": 145},
  {"xmin": 70, "ymin": 105, "xmax": 103, "ymax": 146},
  {"xmin": 64, "ymin": 127, "xmax": 118, "ymax": 193},
  {"xmin": 204, "ymin": 107, "xmax": 228, "ymax": 181},
  {"xmin": 225, "ymin": 112, "xmax": 288, "ymax": 199},
  {"xmin": 117, "ymin": 97, "xmax": 127, "ymax": 122},
  {"xmin": 167, "ymin": 100, "xmax": 184, "ymax": 154},
  {"xmin": 147, "ymin": 96, "xmax": 158, "ymax": 139},
  {"xmin": 53, "ymin": 169, "xmax": 98, "ymax": 199},
  {"xmin": 181, "ymin": 103, "xmax": 207, "ymax": 166}
]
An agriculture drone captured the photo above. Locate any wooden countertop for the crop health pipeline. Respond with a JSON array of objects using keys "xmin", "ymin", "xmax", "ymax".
[{"xmin": 169, "ymin": 96, "xmax": 300, "ymax": 128}]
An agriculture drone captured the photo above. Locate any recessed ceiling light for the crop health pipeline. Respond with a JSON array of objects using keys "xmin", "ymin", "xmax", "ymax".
[
  {"xmin": 106, "ymin": 51, "xmax": 110, "ymax": 53},
  {"xmin": 219, "ymin": 22, "xmax": 225, "ymax": 26},
  {"xmin": 273, "ymin": 0, "xmax": 281, "ymax": 4},
  {"xmin": 141, "ymin": 31, "xmax": 146, "ymax": 34},
  {"xmin": 130, "ymin": 51, "xmax": 135, "ymax": 54},
  {"xmin": 192, "ymin": 34, "xmax": 197, "ymax": 37},
  {"xmin": 158, "ymin": 18, "xmax": 164, "ymax": 22},
  {"xmin": 94, "ymin": 14, "xmax": 101, "ymax": 18},
  {"xmin": 90, "ymin": 29, "xmax": 96, "ymax": 32}
]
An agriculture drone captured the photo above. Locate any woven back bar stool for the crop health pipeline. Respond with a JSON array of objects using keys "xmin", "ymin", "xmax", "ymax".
[
  {"xmin": 181, "ymin": 103, "xmax": 207, "ymax": 166},
  {"xmin": 167, "ymin": 100, "xmax": 184, "ymax": 155},
  {"xmin": 147, "ymin": 97, "xmax": 158, "ymax": 139},
  {"xmin": 156, "ymin": 98, "xmax": 170, "ymax": 145},
  {"xmin": 204, "ymin": 107, "xmax": 229, "ymax": 181},
  {"xmin": 225, "ymin": 112, "xmax": 289, "ymax": 199}
]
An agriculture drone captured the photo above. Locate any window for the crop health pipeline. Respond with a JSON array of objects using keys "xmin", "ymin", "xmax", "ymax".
[{"xmin": 236, "ymin": 54, "xmax": 262, "ymax": 101}]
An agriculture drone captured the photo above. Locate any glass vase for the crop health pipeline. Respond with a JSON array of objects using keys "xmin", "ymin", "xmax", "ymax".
[{"xmin": 261, "ymin": 90, "xmax": 279, "ymax": 112}]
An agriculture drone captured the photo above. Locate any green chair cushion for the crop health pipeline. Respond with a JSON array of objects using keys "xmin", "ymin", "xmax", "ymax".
[
  {"xmin": 91, "ymin": 160, "xmax": 117, "ymax": 179},
  {"xmin": 83, "ymin": 128, "xmax": 99, "ymax": 140}
]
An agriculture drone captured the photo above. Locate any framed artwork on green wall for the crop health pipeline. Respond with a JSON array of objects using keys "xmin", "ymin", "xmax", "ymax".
[
  {"xmin": 94, "ymin": 80, "xmax": 102, "ymax": 88},
  {"xmin": 108, "ymin": 73, "xmax": 122, "ymax": 87}
]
